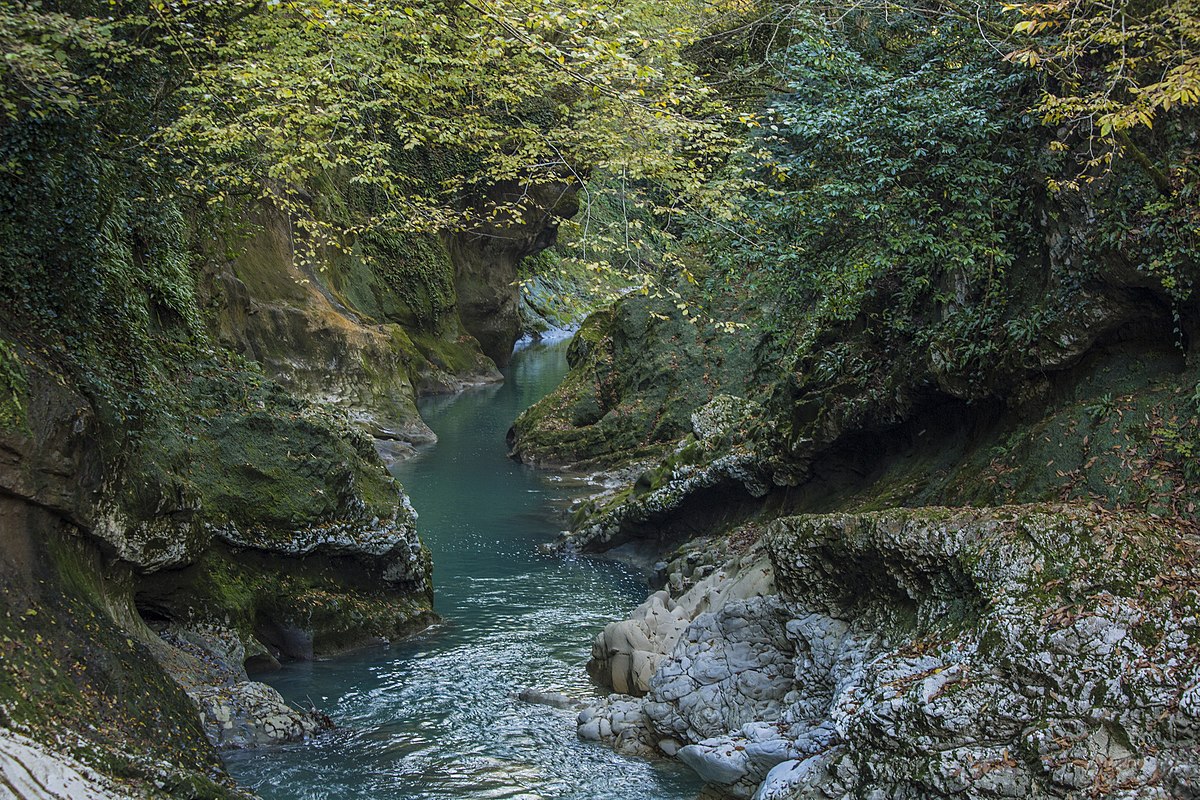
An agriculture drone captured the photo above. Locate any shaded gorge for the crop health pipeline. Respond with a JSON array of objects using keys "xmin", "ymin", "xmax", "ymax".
[{"xmin": 224, "ymin": 337, "xmax": 701, "ymax": 799}]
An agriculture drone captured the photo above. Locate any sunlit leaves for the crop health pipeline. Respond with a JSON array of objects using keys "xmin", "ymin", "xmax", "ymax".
[
  {"xmin": 4, "ymin": 0, "xmax": 744, "ymax": 276},
  {"xmin": 1006, "ymin": 0, "xmax": 1200, "ymax": 190},
  {"xmin": 149, "ymin": 0, "xmax": 740, "ymax": 251}
]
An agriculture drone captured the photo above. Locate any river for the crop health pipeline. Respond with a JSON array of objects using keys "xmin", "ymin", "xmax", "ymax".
[{"xmin": 224, "ymin": 337, "xmax": 701, "ymax": 799}]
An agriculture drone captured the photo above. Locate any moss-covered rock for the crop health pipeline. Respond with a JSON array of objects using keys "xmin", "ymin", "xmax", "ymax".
[
  {"xmin": 0, "ymin": 500, "xmax": 248, "ymax": 799},
  {"xmin": 139, "ymin": 545, "xmax": 434, "ymax": 660},
  {"xmin": 0, "ymin": 197, "xmax": 438, "ymax": 789},
  {"xmin": 0, "ymin": 335, "xmax": 436, "ymax": 783},
  {"xmin": 510, "ymin": 286, "xmax": 774, "ymax": 468},
  {"xmin": 556, "ymin": 394, "xmax": 778, "ymax": 554},
  {"xmin": 208, "ymin": 209, "xmax": 503, "ymax": 460}
]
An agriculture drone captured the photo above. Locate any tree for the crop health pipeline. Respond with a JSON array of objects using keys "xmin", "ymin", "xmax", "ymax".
[
  {"xmin": 2, "ymin": 0, "xmax": 744, "ymax": 255},
  {"xmin": 1006, "ymin": 0, "xmax": 1200, "ymax": 194}
]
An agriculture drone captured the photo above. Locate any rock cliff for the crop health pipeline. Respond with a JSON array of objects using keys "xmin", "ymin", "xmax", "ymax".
[
  {"xmin": 0, "ymin": 338, "xmax": 434, "ymax": 796},
  {"xmin": 0, "ymin": 159, "xmax": 568, "ymax": 793}
]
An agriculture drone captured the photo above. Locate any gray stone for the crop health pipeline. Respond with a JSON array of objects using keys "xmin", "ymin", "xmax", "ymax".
[{"xmin": 579, "ymin": 505, "xmax": 1200, "ymax": 800}]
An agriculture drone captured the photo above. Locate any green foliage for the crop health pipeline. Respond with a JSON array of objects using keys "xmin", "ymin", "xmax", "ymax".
[
  {"xmin": 0, "ymin": 114, "xmax": 201, "ymax": 435},
  {"xmin": 1006, "ymin": 0, "xmax": 1200, "ymax": 308},
  {"xmin": 1006, "ymin": 0, "xmax": 1200, "ymax": 186},
  {"xmin": 695, "ymin": 9, "xmax": 1044, "ymax": 379},
  {"xmin": 4, "ymin": 0, "xmax": 742, "ymax": 252},
  {"xmin": 0, "ymin": 3, "xmax": 136, "ymax": 123}
]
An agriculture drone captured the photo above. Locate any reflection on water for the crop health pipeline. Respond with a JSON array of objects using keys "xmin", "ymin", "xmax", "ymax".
[{"xmin": 225, "ymin": 338, "xmax": 701, "ymax": 799}]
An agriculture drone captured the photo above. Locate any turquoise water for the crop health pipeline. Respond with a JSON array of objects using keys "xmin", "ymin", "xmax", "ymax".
[{"xmin": 224, "ymin": 338, "xmax": 701, "ymax": 800}]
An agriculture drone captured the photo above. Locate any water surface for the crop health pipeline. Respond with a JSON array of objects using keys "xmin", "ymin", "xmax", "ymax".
[{"xmin": 225, "ymin": 338, "xmax": 700, "ymax": 800}]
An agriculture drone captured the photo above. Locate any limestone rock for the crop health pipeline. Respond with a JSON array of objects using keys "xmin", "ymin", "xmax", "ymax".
[
  {"xmin": 211, "ymin": 208, "xmax": 502, "ymax": 453},
  {"xmin": 190, "ymin": 681, "xmax": 329, "ymax": 749},
  {"xmin": 517, "ymin": 688, "xmax": 584, "ymax": 710},
  {"xmin": 149, "ymin": 622, "xmax": 332, "ymax": 750},
  {"xmin": 577, "ymin": 695, "xmax": 658, "ymax": 757},
  {"xmin": 0, "ymin": 730, "xmax": 133, "ymax": 800},
  {"xmin": 588, "ymin": 536, "xmax": 774, "ymax": 696},
  {"xmin": 581, "ymin": 504, "xmax": 1200, "ymax": 800},
  {"xmin": 645, "ymin": 596, "xmax": 794, "ymax": 745}
]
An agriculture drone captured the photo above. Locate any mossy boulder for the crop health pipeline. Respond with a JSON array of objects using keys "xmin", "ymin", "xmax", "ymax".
[
  {"xmin": 510, "ymin": 287, "xmax": 772, "ymax": 468},
  {"xmin": 558, "ymin": 394, "xmax": 779, "ymax": 554}
]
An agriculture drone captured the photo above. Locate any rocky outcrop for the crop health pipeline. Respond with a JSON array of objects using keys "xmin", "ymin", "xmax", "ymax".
[
  {"xmin": 151, "ymin": 623, "xmax": 330, "ymax": 749},
  {"xmin": 0, "ymin": 494, "xmax": 246, "ymax": 798},
  {"xmin": 555, "ymin": 394, "xmax": 782, "ymax": 554},
  {"xmin": 0, "ymin": 341, "xmax": 433, "ymax": 794},
  {"xmin": 447, "ymin": 180, "xmax": 579, "ymax": 367},
  {"xmin": 579, "ymin": 505, "xmax": 1200, "ymax": 799},
  {"xmin": 587, "ymin": 531, "xmax": 775, "ymax": 697},
  {"xmin": 0, "ymin": 730, "xmax": 135, "ymax": 800},
  {"xmin": 509, "ymin": 287, "xmax": 771, "ymax": 468},
  {"xmin": 580, "ymin": 531, "xmax": 776, "ymax": 759},
  {"xmin": 190, "ymin": 682, "xmax": 327, "ymax": 749}
]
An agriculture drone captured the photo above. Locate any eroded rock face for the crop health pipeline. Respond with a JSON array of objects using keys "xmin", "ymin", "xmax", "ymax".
[
  {"xmin": 588, "ymin": 533, "xmax": 776, "ymax": 697},
  {"xmin": 557, "ymin": 395, "xmax": 782, "ymax": 554},
  {"xmin": 0, "ymin": 343, "xmax": 433, "ymax": 788},
  {"xmin": 580, "ymin": 505, "xmax": 1200, "ymax": 800},
  {"xmin": 447, "ymin": 180, "xmax": 578, "ymax": 367},
  {"xmin": 649, "ymin": 596, "xmax": 795, "ymax": 744}
]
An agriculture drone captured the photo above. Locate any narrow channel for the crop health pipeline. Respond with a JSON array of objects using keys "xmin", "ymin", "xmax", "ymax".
[{"xmin": 224, "ymin": 337, "xmax": 701, "ymax": 799}]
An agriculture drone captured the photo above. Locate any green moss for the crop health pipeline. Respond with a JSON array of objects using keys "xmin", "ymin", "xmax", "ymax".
[
  {"xmin": 101, "ymin": 355, "xmax": 402, "ymax": 548},
  {"xmin": 932, "ymin": 350, "xmax": 1200, "ymax": 525},
  {"xmin": 225, "ymin": 221, "xmax": 309, "ymax": 305},
  {"xmin": 518, "ymin": 248, "xmax": 630, "ymax": 332},
  {"xmin": 292, "ymin": 167, "xmax": 462, "ymax": 333},
  {"xmin": 512, "ymin": 286, "xmax": 768, "ymax": 466},
  {"xmin": 0, "ymin": 337, "xmax": 28, "ymax": 432},
  {"xmin": 409, "ymin": 330, "xmax": 490, "ymax": 376},
  {"xmin": 154, "ymin": 547, "xmax": 434, "ymax": 657}
]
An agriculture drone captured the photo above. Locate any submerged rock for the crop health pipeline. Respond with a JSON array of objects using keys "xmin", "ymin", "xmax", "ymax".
[{"xmin": 517, "ymin": 688, "xmax": 585, "ymax": 710}]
